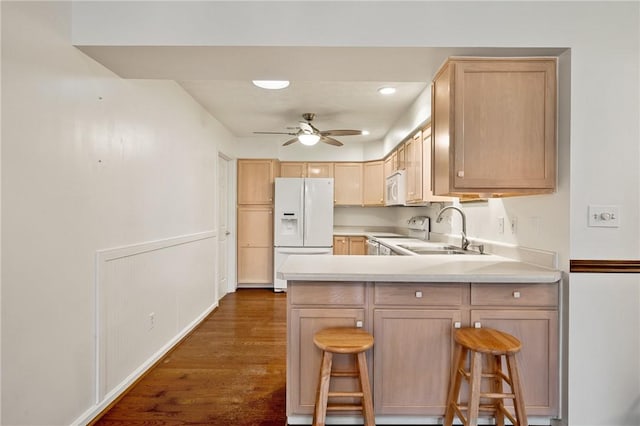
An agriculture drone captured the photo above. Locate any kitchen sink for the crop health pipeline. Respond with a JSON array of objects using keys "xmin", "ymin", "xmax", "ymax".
[{"xmin": 396, "ymin": 244, "xmax": 485, "ymax": 255}]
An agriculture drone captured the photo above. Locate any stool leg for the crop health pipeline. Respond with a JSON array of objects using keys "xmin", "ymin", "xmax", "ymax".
[
  {"xmin": 444, "ymin": 344, "xmax": 467, "ymax": 426},
  {"xmin": 356, "ymin": 351, "xmax": 375, "ymax": 426},
  {"xmin": 506, "ymin": 354, "xmax": 528, "ymax": 426},
  {"xmin": 467, "ymin": 351, "xmax": 483, "ymax": 426},
  {"xmin": 313, "ymin": 351, "xmax": 333, "ymax": 426},
  {"xmin": 492, "ymin": 355, "xmax": 505, "ymax": 426}
]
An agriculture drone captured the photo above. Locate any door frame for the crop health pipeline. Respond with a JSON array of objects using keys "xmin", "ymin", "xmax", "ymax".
[{"xmin": 217, "ymin": 151, "xmax": 236, "ymax": 298}]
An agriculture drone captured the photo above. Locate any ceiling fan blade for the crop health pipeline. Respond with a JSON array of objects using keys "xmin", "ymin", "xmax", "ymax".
[
  {"xmin": 320, "ymin": 129, "xmax": 363, "ymax": 136},
  {"xmin": 282, "ymin": 137, "xmax": 299, "ymax": 146},
  {"xmin": 320, "ymin": 136, "xmax": 343, "ymax": 147},
  {"xmin": 254, "ymin": 131, "xmax": 298, "ymax": 135}
]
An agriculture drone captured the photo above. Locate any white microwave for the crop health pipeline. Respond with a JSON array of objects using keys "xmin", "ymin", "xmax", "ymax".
[{"xmin": 385, "ymin": 170, "xmax": 406, "ymax": 206}]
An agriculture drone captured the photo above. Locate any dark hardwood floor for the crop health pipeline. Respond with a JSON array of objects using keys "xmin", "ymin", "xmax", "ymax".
[{"xmin": 92, "ymin": 289, "xmax": 287, "ymax": 426}]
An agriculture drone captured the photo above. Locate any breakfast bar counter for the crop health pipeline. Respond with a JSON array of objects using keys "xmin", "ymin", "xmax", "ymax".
[
  {"xmin": 281, "ymin": 254, "xmax": 561, "ymax": 425},
  {"xmin": 278, "ymin": 253, "xmax": 562, "ymax": 283}
]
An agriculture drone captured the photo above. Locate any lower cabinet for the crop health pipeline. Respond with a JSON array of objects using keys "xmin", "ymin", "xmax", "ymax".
[
  {"xmin": 287, "ymin": 280, "xmax": 560, "ymax": 422},
  {"xmin": 373, "ymin": 309, "xmax": 462, "ymax": 414},
  {"xmin": 237, "ymin": 206, "xmax": 273, "ymax": 284},
  {"xmin": 333, "ymin": 235, "xmax": 366, "ymax": 255},
  {"xmin": 470, "ymin": 309, "xmax": 559, "ymax": 416}
]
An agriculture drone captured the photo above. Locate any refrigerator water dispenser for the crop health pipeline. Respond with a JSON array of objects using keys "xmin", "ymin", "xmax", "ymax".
[{"xmin": 279, "ymin": 212, "xmax": 299, "ymax": 235}]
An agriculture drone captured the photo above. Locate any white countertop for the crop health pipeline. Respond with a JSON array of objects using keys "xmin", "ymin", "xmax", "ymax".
[{"xmin": 278, "ymin": 254, "xmax": 561, "ymax": 283}]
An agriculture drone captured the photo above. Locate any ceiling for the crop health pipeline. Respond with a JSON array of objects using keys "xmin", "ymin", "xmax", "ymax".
[{"xmin": 77, "ymin": 46, "xmax": 566, "ymax": 147}]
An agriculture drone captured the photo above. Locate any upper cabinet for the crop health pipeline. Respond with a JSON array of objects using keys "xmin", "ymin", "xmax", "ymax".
[
  {"xmin": 280, "ymin": 162, "xmax": 334, "ymax": 178},
  {"xmin": 432, "ymin": 57, "xmax": 557, "ymax": 197},
  {"xmin": 238, "ymin": 159, "xmax": 279, "ymax": 205},
  {"xmin": 334, "ymin": 163, "xmax": 363, "ymax": 206},
  {"xmin": 363, "ymin": 161, "xmax": 384, "ymax": 206}
]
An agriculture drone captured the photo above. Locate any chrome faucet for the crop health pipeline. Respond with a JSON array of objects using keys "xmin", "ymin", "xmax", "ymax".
[{"xmin": 435, "ymin": 206, "xmax": 470, "ymax": 250}]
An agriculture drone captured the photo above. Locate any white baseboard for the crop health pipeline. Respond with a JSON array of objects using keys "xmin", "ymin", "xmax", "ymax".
[{"xmin": 72, "ymin": 301, "xmax": 218, "ymax": 426}]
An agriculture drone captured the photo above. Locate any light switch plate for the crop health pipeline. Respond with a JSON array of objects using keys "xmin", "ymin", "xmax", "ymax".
[{"xmin": 588, "ymin": 205, "xmax": 620, "ymax": 228}]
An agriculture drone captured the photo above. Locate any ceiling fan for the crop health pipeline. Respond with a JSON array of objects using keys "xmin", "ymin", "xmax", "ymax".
[{"xmin": 253, "ymin": 113, "xmax": 364, "ymax": 147}]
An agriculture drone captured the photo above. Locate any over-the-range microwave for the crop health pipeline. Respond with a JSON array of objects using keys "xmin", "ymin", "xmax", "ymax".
[{"xmin": 385, "ymin": 170, "xmax": 406, "ymax": 206}]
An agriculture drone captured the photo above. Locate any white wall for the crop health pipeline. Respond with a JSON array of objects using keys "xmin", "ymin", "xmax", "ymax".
[
  {"xmin": 1, "ymin": 2, "xmax": 237, "ymax": 424},
  {"xmin": 2, "ymin": 1, "xmax": 638, "ymax": 425}
]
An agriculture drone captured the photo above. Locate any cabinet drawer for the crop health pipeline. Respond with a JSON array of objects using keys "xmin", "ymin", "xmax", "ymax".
[
  {"xmin": 471, "ymin": 283, "xmax": 558, "ymax": 307},
  {"xmin": 289, "ymin": 282, "xmax": 366, "ymax": 306},
  {"xmin": 374, "ymin": 283, "xmax": 464, "ymax": 306}
]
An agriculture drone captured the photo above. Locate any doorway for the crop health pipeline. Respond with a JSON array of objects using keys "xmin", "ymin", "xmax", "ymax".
[{"xmin": 217, "ymin": 153, "xmax": 233, "ymax": 300}]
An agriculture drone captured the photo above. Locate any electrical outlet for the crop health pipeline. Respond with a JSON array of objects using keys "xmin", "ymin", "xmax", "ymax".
[
  {"xmin": 497, "ymin": 217, "xmax": 505, "ymax": 234},
  {"xmin": 511, "ymin": 217, "xmax": 518, "ymax": 234},
  {"xmin": 588, "ymin": 205, "xmax": 620, "ymax": 228}
]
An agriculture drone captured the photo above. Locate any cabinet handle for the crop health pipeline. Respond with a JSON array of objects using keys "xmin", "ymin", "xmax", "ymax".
[
  {"xmin": 415, "ymin": 291, "xmax": 423, "ymax": 298},
  {"xmin": 454, "ymin": 321, "xmax": 461, "ymax": 329},
  {"xmin": 474, "ymin": 322, "xmax": 482, "ymax": 329},
  {"xmin": 457, "ymin": 171, "xmax": 464, "ymax": 178},
  {"xmin": 513, "ymin": 291, "xmax": 521, "ymax": 299},
  {"xmin": 355, "ymin": 320, "xmax": 363, "ymax": 328}
]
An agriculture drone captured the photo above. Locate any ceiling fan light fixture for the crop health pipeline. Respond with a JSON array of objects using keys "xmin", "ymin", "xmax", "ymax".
[
  {"xmin": 361, "ymin": 130, "xmax": 370, "ymax": 136},
  {"xmin": 298, "ymin": 133, "xmax": 321, "ymax": 146},
  {"xmin": 252, "ymin": 80, "xmax": 290, "ymax": 90},
  {"xmin": 378, "ymin": 86, "xmax": 396, "ymax": 95}
]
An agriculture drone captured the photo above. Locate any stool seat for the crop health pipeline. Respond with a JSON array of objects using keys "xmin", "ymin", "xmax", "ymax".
[
  {"xmin": 454, "ymin": 327, "xmax": 521, "ymax": 355},
  {"xmin": 313, "ymin": 327, "xmax": 374, "ymax": 354},
  {"xmin": 444, "ymin": 327, "xmax": 527, "ymax": 426},
  {"xmin": 312, "ymin": 327, "xmax": 374, "ymax": 426}
]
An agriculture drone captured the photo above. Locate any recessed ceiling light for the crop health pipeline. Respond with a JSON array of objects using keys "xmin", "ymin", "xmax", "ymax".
[
  {"xmin": 361, "ymin": 130, "xmax": 370, "ymax": 136},
  {"xmin": 378, "ymin": 86, "xmax": 396, "ymax": 95},
  {"xmin": 252, "ymin": 80, "xmax": 290, "ymax": 90}
]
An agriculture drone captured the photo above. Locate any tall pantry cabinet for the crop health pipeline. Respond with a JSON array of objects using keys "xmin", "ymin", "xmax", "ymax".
[{"xmin": 237, "ymin": 159, "xmax": 279, "ymax": 286}]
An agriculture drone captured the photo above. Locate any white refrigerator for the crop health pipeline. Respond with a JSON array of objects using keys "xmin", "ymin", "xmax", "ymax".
[{"xmin": 274, "ymin": 178, "xmax": 334, "ymax": 292}]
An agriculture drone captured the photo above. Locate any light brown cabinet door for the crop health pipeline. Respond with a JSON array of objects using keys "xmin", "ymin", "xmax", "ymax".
[
  {"xmin": 348, "ymin": 236, "xmax": 366, "ymax": 255},
  {"xmin": 374, "ymin": 309, "xmax": 462, "ymax": 415},
  {"xmin": 334, "ymin": 163, "xmax": 363, "ymax": 205},
  {"xmin": 363, "ymin": 161, "xmax": 384, "ymax": 206},
  {"xmin": 288, "ymin": 308, "xmax": 367, "ymax": 414},
  {"xmin": 397, "ymin": 145, "xmax": 406, "ymax": 170},
  {"xmin": 404, "ymin": 132, "xmax": 423, "ymax": 203},
  {"xmin": 237, "ymin": 206, "xmax": 273, "ymax": 284},
  {"xmin": 237, "ymin": 159, "xmax": 276, "ymax": 204},
  {"xmin": 470, "ymin": 309, "xmax": 559, "ymax": 416},
  {"xmin": 280, "ymin": 162, "xmax": 306, "ymax": 178},
  {"xmin": 383, "ymin": 156, "xmax": 394, "ymax": 180},
  {"xmin": 333, "ymin": 236, "xmax": 349, "ymax": 255},
  {"xmin": 307, "ymin": 162, "xmax": 334, "ymax": 178},
  {"xmin": 433, "ymin": 58, "xmax": 557, "ymax": 196}
]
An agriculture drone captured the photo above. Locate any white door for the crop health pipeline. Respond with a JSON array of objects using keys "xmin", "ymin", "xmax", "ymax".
[{"xmin": 217, "ymin": 154, "xmax": 231, "ymax": 300}]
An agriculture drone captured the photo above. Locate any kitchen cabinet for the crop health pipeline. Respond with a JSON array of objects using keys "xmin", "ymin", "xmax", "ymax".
[
  {"xmin": 397, "ymin": 145, "xmax": 406, "ymax": 170},
  {"xmin": 363, "ymin": 160, "xmax": 384, "ymax": 206},
  {"xmin": 286, "ymin": 280, "xmax": 560, "ymax": 423},
  {"xmin": 373, "ymin": 283, "xmax": 464, "ymax": 415},
  {"xmin": 333, "ymin": 235, "xmax": 366, "ymax": 255},
  {"xmin": 404, "ymin": 131, "xmax": 422, "ymax": 203},
  {"xmin": 288, "ymin": 282, "xmax": 367, "ymax": 414},
  {"xmin": 237, "ymin": 206, "xmax": 273, "ymax": 284},
  {"xmin": 432, "ymin": 57, "xmax": 557, "ymax": 197},
  {"xmin": 280, "ymin": 162, "xmax": 307, "ymax": 178},
  {"xmin": 334, "ymin": 163, "xmax": 363, "ymax": 205},
  {"xmin": 237, "ymin": 159, "xmax": 279, "ymax": 204},
  {"xmin": 469, "ymin": 283, "xmax": 559, "ymax": 416},
  {"xmin": 280, "ymin": 162, "xmax": 334, "ymax": 178},
  {"xmin": 237, "ymin": 159, "xmax": 278, "ymax": 287},
  {"xmin": 383, "ymin": 156, "xmax": 394, "ymax": 180}
]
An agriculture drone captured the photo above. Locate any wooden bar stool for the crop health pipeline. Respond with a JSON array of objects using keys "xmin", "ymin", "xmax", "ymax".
[
  {"xmin": 444, "ymin": 327, "xmax": 527, "ymax": 426},
  {"xmin": 312, "ymin": 327, "xmax": 375, "ymax": 426}
]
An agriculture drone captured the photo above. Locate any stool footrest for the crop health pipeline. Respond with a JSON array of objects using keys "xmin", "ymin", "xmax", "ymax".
[
  {"xmin": 327, "ymin": 404, "xmax": 364, "ymax": 412},
  {"xmin": 481, "ymin": 391, "xmax": 515, "ymax": 399},
  {"xmin": 328, "ymin": 391, "xmax": 364, "ymax": 398},
  {"xmin": 330, "ymin": 371, "xmax": 358, "ymax": 377}
]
